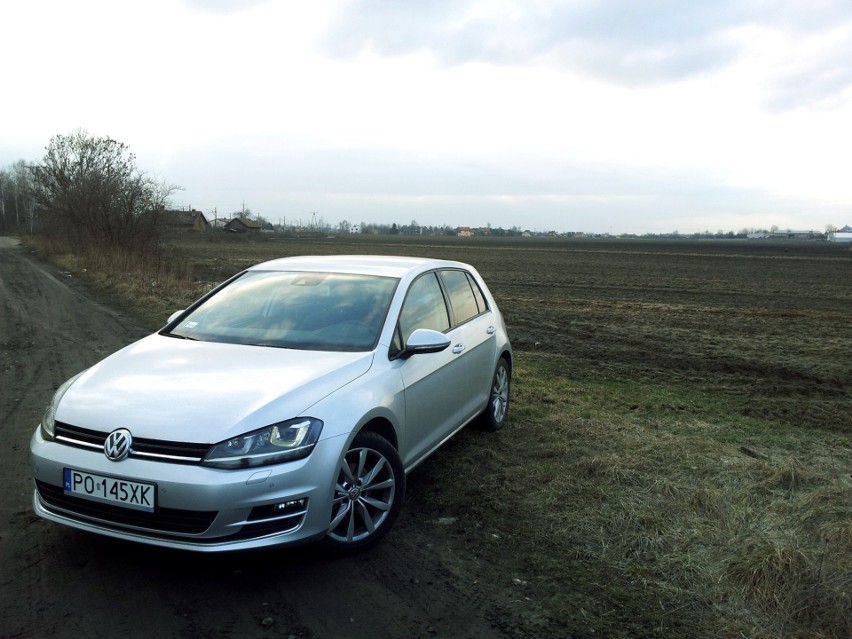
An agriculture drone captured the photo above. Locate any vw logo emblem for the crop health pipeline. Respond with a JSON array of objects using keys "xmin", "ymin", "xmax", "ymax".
[{"xmin": 104, "ymin": 429, "xmax": 132, "ymax": 461}]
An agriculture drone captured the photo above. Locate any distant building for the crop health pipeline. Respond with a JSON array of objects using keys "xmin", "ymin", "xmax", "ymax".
[
  {"xmin": 162, "ymin": 209, "xmax": 210, "ymax": 231},
  {"xmin": 457, "ymin": 227, "xmax": 473, "ymax": 237},
  {"xmin": 829, "ymin": 225, "xmax": 852, "ymax": 242},
  {"xmin": 769, "ymin": 229, "xmax": 824, "ymax": 240},
  {"xmin": 224, "ymin": 218, "xmax": 261, "ymax": 233}
]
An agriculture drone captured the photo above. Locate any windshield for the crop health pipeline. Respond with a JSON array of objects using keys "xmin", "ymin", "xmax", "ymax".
[{"xmin": 166, "ymin": 271, "xmax": 399, "ymax": 351}]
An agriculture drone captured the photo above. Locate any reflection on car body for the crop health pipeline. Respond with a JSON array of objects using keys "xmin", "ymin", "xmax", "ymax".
[{"xmin": 31, "ymin": 255, "xmax": 512, "ymax": 553}]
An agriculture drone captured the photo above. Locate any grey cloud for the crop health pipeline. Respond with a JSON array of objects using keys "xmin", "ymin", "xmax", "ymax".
[
  {"xmin": 550, "ymin": 33, "xmax": 738, "ymax": 85},
  {"xmin": 319, "ymin": 0, "xmax": 852, "ymax": 104},
  {"xmin": 759, "ymin": 0, "xmax": 852, "ymax": 33},
  {"xmin": 763, "ymin": 37, "xmax": 852, "ymax": 111},
  {"xmin": 320, "ymin": 0, "xmax": 747, "ymax": 83}
]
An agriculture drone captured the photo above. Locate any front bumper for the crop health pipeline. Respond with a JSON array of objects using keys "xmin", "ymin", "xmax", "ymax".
[{"xmin": 30, "ymin": 427, "xmax": 346, "ymax": 552}]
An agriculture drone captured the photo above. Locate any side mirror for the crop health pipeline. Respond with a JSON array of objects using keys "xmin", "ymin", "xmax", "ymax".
[
  {"xmin": 167, "ymin": 310, "xmax": 185, "ymax": 325},
  {"xmin": 402, "ymin": 328, "xmax": 451, "ymax": 358}
]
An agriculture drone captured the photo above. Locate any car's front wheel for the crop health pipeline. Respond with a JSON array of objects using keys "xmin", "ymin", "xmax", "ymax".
[{"xmin": 320, "ymin": 431, "xmax": 405, "ymax": 554}]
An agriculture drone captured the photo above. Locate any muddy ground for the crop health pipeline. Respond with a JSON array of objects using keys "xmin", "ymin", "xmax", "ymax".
[{"xmin": 0, "ymin": 237, "xmax": 544, "ymax": 639}]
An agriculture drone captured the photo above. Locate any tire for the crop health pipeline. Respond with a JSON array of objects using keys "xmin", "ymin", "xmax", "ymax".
[
  {"xmin": 481, "ymin": 357, "xmax": 510, "ymax": 431},
  {"xmin": 320, "ymin": 431, "xmax": 405, "ymax": 554}
]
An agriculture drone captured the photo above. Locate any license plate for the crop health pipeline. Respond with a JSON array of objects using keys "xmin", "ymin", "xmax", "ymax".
[{"xmin": 63, "ymin": 468, "xmax": 156, "ymax": 512}]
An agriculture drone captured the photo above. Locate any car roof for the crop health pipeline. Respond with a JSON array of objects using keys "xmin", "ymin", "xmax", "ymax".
[{"xmin": 249, "ymin": 255, "xmax": 469, "ymax": 278}]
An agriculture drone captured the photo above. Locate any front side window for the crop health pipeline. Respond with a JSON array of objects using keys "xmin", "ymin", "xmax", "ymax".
[
  {"xmin": 397, "ymin": 272, "xmax": 450, "ymax": 345},
  {"xmin": 165, "ymin": 271, "xmax": 398, "ymax": 352}
]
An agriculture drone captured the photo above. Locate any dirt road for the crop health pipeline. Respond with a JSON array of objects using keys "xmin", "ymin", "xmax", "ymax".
[{"xmin": 0, "ymin": 238, "xmax": 534, "ymax": 639}]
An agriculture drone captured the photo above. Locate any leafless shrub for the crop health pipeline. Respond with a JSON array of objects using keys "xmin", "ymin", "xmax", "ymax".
[{"xmin": 31, "ymin": 130, "xmax": 180, "ymax": 256}]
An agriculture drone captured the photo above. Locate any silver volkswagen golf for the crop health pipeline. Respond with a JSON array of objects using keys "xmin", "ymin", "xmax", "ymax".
[{"xmin": 30, "ymin": 255, "xmax": 512, "ymax": 553}]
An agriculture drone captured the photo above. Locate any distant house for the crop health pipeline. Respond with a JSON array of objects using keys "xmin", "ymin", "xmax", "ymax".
[
  {"xmin": 769, "ymin": 229, "xmax": 823, "ymax": 240},
  {"xmin": 829, "ymin": 225, "xmax": 852, "ymax": 242},
  {"xmin": 457, "ymin": 227, "xmax": 473, "ymax": 237},
  {"xmin": 162, "ymin": 209, "xmax": 210, "ymax": 231},
  {"xmin": 224, "ymin": 218, "xmax": 261, "ymax": 233}
]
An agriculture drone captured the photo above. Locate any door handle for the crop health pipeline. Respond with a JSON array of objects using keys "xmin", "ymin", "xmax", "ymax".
[
  {"xmin": 486, "ymin": 326, "xmax": 497, "ymax": 335},
  {"xmin": 452, "ymin": 343, "xmax": 465, "ymax": 354}
]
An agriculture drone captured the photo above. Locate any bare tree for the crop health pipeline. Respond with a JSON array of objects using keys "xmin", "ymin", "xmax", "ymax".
[
  {"xmin": 0, "ymin": 161, "xmax": 38, "ymax": 233},
  {"xmin": 11, "ymin": 160, "xmax": 36, "ymax": 232},
  {"xmin": 0, "ymin": 169, "xmax": 7, "ymax": 232},
  {"xmin": 31, "ymin": 130, "xmax": 179, "ymax": 250}
]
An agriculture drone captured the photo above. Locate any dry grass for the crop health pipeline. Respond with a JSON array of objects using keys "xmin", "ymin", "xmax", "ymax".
[
  {"xmin": 410, "ymin": 354, "xmax": 851, "ymax": 637},
  {"xmin": 26, "ymin": 235, "xmax": 206, "ymax": 327}
]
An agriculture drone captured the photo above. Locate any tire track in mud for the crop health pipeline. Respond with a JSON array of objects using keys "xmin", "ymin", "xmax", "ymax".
[{"xmin": 0, "ymin": 239, "xmax": 525, "ymax": 639}]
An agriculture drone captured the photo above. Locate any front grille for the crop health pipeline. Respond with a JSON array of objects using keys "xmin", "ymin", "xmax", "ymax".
[
  {"xmin": 36, "ymin": 480, "xmax": 217, "ymax": 535},
  {"xmin": 54, "ymin": 422, "xmax": 210, "ymax": 464}
]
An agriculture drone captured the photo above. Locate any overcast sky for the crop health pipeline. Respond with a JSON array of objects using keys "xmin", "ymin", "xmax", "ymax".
[{"xmin": 3, "ymin": 0, "xmax": 851, "ymax": 234}]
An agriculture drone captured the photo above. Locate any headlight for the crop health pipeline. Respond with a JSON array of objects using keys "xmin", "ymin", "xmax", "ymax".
[
  {"xmin": 41, "ymin": 404, "xmax": 57, "ymax": 440},
  {"xmin": 203, "ymin": 418, "xmax": 323, "ymax": 469},
  {"xmin": 40, "ymin": 372, "xmax": 86, "ymax": 440}
]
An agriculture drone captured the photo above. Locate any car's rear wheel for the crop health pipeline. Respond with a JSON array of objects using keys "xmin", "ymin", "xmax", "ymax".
[
  {"xmin": 481, "ymin": 357, "xmax": 510, "ymax": 431},
  {"xmin": 320, "ymin": 431, "xmax": 404, "ymax": 554}
]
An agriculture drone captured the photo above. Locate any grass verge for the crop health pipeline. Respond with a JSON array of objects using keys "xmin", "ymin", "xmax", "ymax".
[{"xmin": 24, "ymin": 236, "xmax": 206, "ymax": 327}]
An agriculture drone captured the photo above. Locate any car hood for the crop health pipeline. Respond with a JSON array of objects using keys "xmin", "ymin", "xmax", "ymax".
[{"xmin": 56, "ymin": 334, "xmax": 375, "ymax": 442}]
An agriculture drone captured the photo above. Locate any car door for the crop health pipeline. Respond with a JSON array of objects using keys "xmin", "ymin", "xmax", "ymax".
[
  {"xmin": 437, "ymin": 268, "xmax": 496, "ymax": 420},
  {"xmin": 395, "ymin": 271, "xmax": 470, "ymax": 468}
]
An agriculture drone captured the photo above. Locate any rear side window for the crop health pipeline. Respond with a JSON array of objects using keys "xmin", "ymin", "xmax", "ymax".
[{"xmin": 440, "ymin": 269, "xmax": 488, "ymax": 325}]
